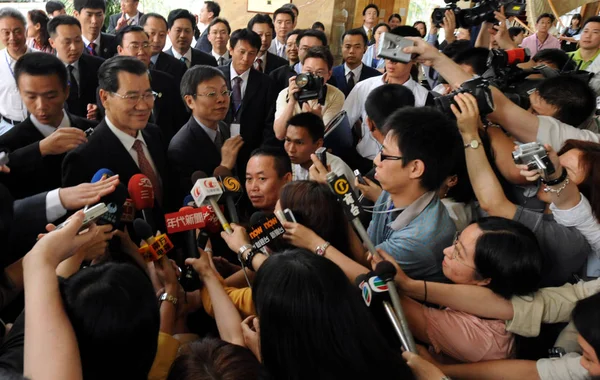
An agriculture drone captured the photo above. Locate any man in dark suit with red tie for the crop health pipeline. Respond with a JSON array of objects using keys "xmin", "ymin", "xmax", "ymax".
[
  {"xmin": 62, "ymin": 56, "xmax": 173, "ymax": 215},
  {"xmin": 73, "ymin": 0, "xmax": 117, "ymax": 59},
  {"xmin": 247, "ymin": 14, "xmax": 288, "ymax": 75}
]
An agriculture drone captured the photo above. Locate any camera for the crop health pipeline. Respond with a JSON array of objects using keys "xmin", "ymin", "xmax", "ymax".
[
  {"xmin": 377, "ymin": 33, "xmax": 414, "ymax": 64},
  {"xmin": 294, "ymin": 73, "xmax": 324, "ymax": 102},
  {"xmin": 512, "ymin": 142, "xmax": 556, "ymax": 179},
  {"xmin": 432, "ymin": 0, "xmax": 526, "ymax": 28},
  {"xmin": 434, "ymin": 77, "xmax": 495, "ymax": 117}
]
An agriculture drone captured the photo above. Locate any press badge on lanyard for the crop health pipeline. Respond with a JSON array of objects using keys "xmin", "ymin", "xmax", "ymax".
[{"xmin": 4, "ymin": 51, "xmax": 23, "ymax": 111}]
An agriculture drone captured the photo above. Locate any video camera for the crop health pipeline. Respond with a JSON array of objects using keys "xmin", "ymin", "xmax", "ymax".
[
  {"xmin": 432, "ymin": 0, "xmax": 526, "ymax": 28},
  {"xmin": 512, "ymin": 142, "xmax": 555, "ymax": 180},
  {"xmin": 294, "ymin": 73, "xmax": 324, "ymax": 102},
  {"xmin": 377, "ymin": 33, "xmax": 414, "ymax": 64},
  {"xmin": 434, "ymin": 76, "xmax": 495, "ymax": 117}
]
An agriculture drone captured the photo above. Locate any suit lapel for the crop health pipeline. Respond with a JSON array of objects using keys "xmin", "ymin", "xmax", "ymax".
[
  {"xmin": 188, "ymin": 118, "xmax": 220, "ymax": 165},
  {"xmin": 334, "ymin": 67, "xmax": 347, "ymax": 94},
  {"xmin": 239, "ymin": 70, "xmax": 260, "ymax": 117},
  {"xmin": 141, "ymin": 126, "xmax": 166, "ymax": 181},
  {"xmin": 96, "ymin": 122, "xmax": 140, "ymax": 177}
]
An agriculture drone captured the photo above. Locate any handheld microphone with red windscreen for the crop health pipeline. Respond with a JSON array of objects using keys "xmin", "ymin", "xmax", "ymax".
[
  {"xmin": 133, "ymin": 218, "xmax": 174, "ymax": 262},
  {"xmin": 213, "ymin": 166, "xmax": 243, "ymax": 224},
  {"xmin": 374, "ymin": 261, "xmax": 417, "ymax": 353},
  {"xmin": 91, "ymin": 168, "xmax": 115, "ymax": 183},
  {"xmin": 128, "ymin": 173, "xmax": 155, "ymax": 231},
  {"xmin": 190, "ymin": 171, "xmax": 232, "ymax": 234}
]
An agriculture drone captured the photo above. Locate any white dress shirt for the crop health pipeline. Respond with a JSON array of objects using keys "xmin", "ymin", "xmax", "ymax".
[
  {"xmin": 269, "ymin": 38, "xmax": 287, "ymax": 58},
  {"xmin": 82, "ymin": 34, "xmax": 101, "ymax": 55},
  {"xmin": 193, "ymin": 116, "xmax": 219, "ymax": 145},
  {"xmin": 105, "ymin": 117, "xmax": 159, "ymax": 176},
  {"xmin": 344, "ymin": 63, "xmax": 363, "ymax": 83},
  {"xmin": 124, "ymin": 12, "xmax": 140, "ymax": 25},
  {"xmin": 31, "ymin": 109, "xmax": 71, "ymax": 137},
  {"xmin": 343, "ymin": 74, "xmax": 430, "ymax": 159},
  {"xmin": 171, "ymin": 48, "xmax": 193, "ymax": 68},
  {"xmin": 212, "ymin": 50, "xmax": 230, "ymax": 66},
  {"xmin": 0, "ymin": 48, "xmax": 29, "ymax": 123},
  {"xmin": 229, "ymin": 64, "xmax": 251, "ymax": 99},
  {"xmin": 292, "ymin": 152, "xmax": 356, "ymax": 186}
]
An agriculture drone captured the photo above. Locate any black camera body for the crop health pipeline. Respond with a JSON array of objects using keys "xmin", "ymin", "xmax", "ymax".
[
  {"xmin": 512, "ymin": 142, "xmax": 556, "ymax": 179},
  {"xmin": 294, "ymin": 73, "xmax": 325, "ymax": 102},
  {"xmin": 432, "ymin": 0, "xmax": 526, "ymax": 28},
  {"xmin": 434, "ymin": 77, "xmax": 495, "ymax": 117}
]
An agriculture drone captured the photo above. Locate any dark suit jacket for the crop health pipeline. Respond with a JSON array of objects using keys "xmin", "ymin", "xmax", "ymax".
[
  {"xmin": 107, "ymin": 12, "xmax": 144, "ymax": 34},
  {"xmin": 194, "ymin": 28, "xmax": 211, "ymax": 53},
  {"xmin": 66, "ymin": 53, "xmax": 104, "ymax": 118},
  {"xmin": 165, "ymin": 47, "xmax": 217, "ymax": 68},
  {"xmin": 153, "ymin": 52, "xmax": 187, "ymax": 86},
  {"xmin": 269, "ymin": 64, "xmax": 296, "ymax": 94},
  {"xmin": 331, "ymin": 64, "xmax": 382, "ymax": 97},
  {"xmin": 219, "ymin": 65, "xmax": 278, "ymax": 174},
  {"xmin": 0, "ymin": 113, "xmax": 97, "ymax": 199},
  {"xmin": 82, "ymin": 33, "xmax": 117, "ymax": 59},
  {"xmin": 168, "ymin": 116, "xmax": 230, "ymax": 200},
  {"xmin": 95, "ymin": 69, "xmax": 188, "ymax": 142},
  {"xmin": 62, "ymin": 121, "xmax": 174, "ymax": 215},
  {"xmin": 263, "ymin": 52, "xmax": 288, "ymax": 75}
]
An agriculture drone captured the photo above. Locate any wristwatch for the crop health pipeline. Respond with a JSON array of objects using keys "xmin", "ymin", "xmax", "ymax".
[
  {"xmin": 315, "ymin": 241, "xmax": 331, "ymax": 256},
  {"xmin": 238, "ymin": 243, "xmax": 253, "ymax": 258},
  {"xmin": 463, "ymin": 139, "xmax": 481, "ymax": 149},
  {"xmin": 159, "ymin": 292, "xmax": 178, "ymax": 306}
]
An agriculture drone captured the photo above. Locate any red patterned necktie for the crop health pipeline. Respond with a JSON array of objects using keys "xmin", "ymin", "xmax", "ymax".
[
  {"xmin": 88, "ymin": 42, "xmax": 97, "ymax": 56},
  {"xmin": 132, "ymin": 139, "xmax": 162, "ymax": 204},
  {"xmin": 254, "ymin": 58, "xmax": 263, "ymax": 72}
]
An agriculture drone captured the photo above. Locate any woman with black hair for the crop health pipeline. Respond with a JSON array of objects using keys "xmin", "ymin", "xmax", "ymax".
[
  {"xmin": 246, "ymin": 248, "xmax": 415, "ymax": 380},
  {"xmin": 373, "ymin": 217, "xmax": 543, "ymax": 363},
  {"xmin": 560, "ymin": 14, "xmax": 582, "ymax": 53},
  {"xmin": 26, "ymin": 10, "xmax": 52, "ymax": 53}
]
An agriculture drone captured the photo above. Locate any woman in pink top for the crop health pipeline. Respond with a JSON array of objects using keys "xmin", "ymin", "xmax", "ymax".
[
  {"xmin": 520, "ymin": 13, "xmax": 561, "ymax": 55},
  {"xmin": 374, "ymin": 217, "xmax": 544, "ymax": 363}
]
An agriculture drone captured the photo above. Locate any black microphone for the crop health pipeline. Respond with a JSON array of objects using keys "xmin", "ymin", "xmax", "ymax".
[
  {"xmin": 97, "ymin": 183, "xmax": 127, "ymax": 229},
  {"xmin": 374, "ymin": 261, "xmax": 417, "ymax": 353},
  {"xmin": 249, "ymin": 211, "xmax": 265, "ymax": 226},
  {"xmin": 214, "ymin": 166, "xmax": 242, "ymax": 224}
]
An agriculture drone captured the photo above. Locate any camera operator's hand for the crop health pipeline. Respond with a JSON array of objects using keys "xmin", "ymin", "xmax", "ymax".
[
  {"xmin": 442, "ymin": 10, "xmax": 457, "ymax": 44},
  {"xmin": 402, "ymin": 346, "xmax": 447, "ymax": 380},
  {"xmin": 220, "ymin": 135, "xmax": 244, "ymax": 170},
  {"xmin": 86, "ymin": 104, "xmax": 98, "ymax": 120},
  {"xmin": 39, "ymin": 127, "xmax": 88, "ymax": 157},
  {"xmin": 287, "ymin": 76, "xmax": 300, "ymax": 104},
  {"xmin": 185, "ymin": 248, "xmax": 216, "ymax": 279},
  {"xmin": 491, "ymin": 7, "xmax": 518, "ymax": 50},
  {"xmin": 429, "ymin": 8, "xmax": 439, "ymax": 36},
  {"xmin": 308, "ymin": 153, "xmax": 331, "ymax": 184},
  {"xmin": 402, "ymin": 37, "xmax": 444, "ymax": 67},
  {"xmin": 354, "ymin": 176, "xmax": 382, "ymax": 202},
  {"xmin": 450, "ymin": 93, "xmax": 482, "ymax": 139}
]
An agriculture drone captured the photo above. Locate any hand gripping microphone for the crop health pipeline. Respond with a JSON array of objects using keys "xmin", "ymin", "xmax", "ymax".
[
  {"xmin": 97, "ymin": 182, "xmax": 127, "ymax": 228},
  {"xmin": 374, "ymin": 261, "xmax": 417, "ymax": 353},
  {"xmin": 91, "ymin": 168, "xmax": 115, "ymax": 183},
  {"xmin": 133, "ymin": 218, "xmax": 174, "ymax": 262},
  {"xmin": 355, "ymin": 272, "xmax": 411, "ymax": 352},
  {"xmin": 190, "ymin": 171, "xmax": 232, "ymax": 234},
  {"xmin": 213, "ymin": 166, "xmax": 243, "ymax": 224},
  {"xmin": 326, "ymin": 172, "xmax": 381, "ymax": 260},
  {"xmin": 128, "ymin": 173, "xmax": 156, "ymax": 231}
]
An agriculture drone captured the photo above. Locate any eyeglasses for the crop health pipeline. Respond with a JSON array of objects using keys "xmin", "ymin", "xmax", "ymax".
[
  {"xmin": 194, "ymin": 90, "xmax": 233, "ymax": 98},
  {"xmin": 110, "ymin": 91, "xmax": 158, "ymax": 105},
  {"xmin": 450, "ymin": 232, "xmax": 477, "ymax": 270},
  {"xmin": 0, "ymin": 28, "xmax": 24, "ymax": 38},
  {"xmin": 377, "ymin": 146, "xmax": 403, "ymax": 161},
  {"xmin": 127, "ymin": 42, "xmax": 151, "ymax": 51}
]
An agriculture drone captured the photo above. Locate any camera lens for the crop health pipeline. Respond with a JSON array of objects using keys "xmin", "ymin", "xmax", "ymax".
[{"xmin": 295, "ymin": 74, "xmax": 310, "ymax": 88}]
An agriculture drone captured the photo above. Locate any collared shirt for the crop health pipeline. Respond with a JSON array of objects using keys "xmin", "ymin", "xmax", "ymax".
[
  {"xmin": 229, "ymin": 63, "xmax": 251, "ymax": 98},
  {"xmin": 291, "ymin": 152, "xmax": 356, "ymax": 185},
  {"xmin": 212, "ymin": 50, "xmax": 230, "ymax": 66},
  {"xmin": 0, "ymin": 48, "xmax": 29, "ymax": 122},
  {"xmin": 343, "ymin": 74, "xmax": 430, "ymax": 159},
  {"xmin": 275, "ymin": 83, "xmax": 345, "ymax": 126},
  {"xmin": 568, "ymin": 49, "xmax": 600, "ymax": 71},
  {"xmin": 254, "ymin": 52, "xmax": 267, "ymax": 72},
  {"xmin": 361, "ymin": 44, "xmax": 385, "ymax": 69},
  {"xmin": 271, "ymin": 38, "xmax": 286, "ymax": 58},
  {"xmin": 31, "ymin": 109, "xmax": 71, "ymax": 137},
  {"xmin": 520, "ymin": 33, "xmax": 561, "ymax": 56},
  {"xmin": 64, "ymin": 60, "xmax": 80, "ymax": 91},
  {"xmin": 171, "ymin": 48, "xmax": 193, "ymax": 68},
  {"xmin": 344, "ymin": 62, "xmax": 363, "ymax": 83},
  {"xmin": 105, "ymin": 116, "xmax": 159, "ymax": 176},
  {"xmin": 124, "ymin": 12, "xmax": 140, "ymax": 25},
  {"xmin": 293, "ymin": 62, "xmax": 302, "ymax": 74},
  {"xmin": 363, "ymin": 25, "xmax": 372, "ymax": 37},
  {"xmin": 150, "ymin": 53, "xmax": 159, "ymax": 66},
  {"xmin": 192, "ymin": 116, "xmax": 219, "ymax": 145},
  {"xmin": 82, "ymin": 34, "xmax": 101, "ymax": 55}
]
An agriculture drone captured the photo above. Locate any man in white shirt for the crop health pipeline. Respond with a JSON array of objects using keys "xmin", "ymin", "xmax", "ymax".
[
  {"xmin": 268, "ymin": 7, "xmax": 294, "ymax": 59},
  {"xmin": 274, "ymin": 46, "xmax": 345, "ymax": 140},
  {"xmin": 0, "ymin": 8, "xmax": 30, "ymax": 135},
  {"xmin": 207, "ymin": 18, "xmax": 230, "ymax": 66},
  {"xmin": 343, "ymin": 29, "xmax": 432, "ymax": 160},
  {"xmin": 284, "ymin": 112, "xmax": 355, "ymax": 184}
]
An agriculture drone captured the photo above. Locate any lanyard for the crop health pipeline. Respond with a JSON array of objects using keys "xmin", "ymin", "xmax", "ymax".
[{"xmin": 4, "ymin": 50, "xmax": 15, "ymax": 78}]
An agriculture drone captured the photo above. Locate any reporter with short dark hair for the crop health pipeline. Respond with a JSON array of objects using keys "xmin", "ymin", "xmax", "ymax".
[
  {"xmin": 245, "ymin": 147, "xmax": 291, "ymax": 213},
  {"xmin": 273, "ymin": 46, "xmax": 344, "ymax": 140}
]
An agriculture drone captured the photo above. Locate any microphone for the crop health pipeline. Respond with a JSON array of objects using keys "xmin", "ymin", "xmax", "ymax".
[
  {"xmin": 214, "ymin": 166, "xmax": 243, "ymax": 224},
  {"xmin": 249, "ymin": 211, "xmax": 264, "ymax": 226},
  {"xmin": 190, "ymin": 170, "xmax": 232, "ymax": 234},
  {"xmin": 325, "ymin": 172, "xmax": 381, "ymax": 260},
  {"xmin": 178, "ymin": 205, "xmax": 203, "ymax": 291},
  {"xmin": 133, "ymin": 218, "xmax": 174, "ymax": 262},
  {"xmin": 183, "ymin": 194, "xmax": 196, "ymax": 208},
  {"xmin": 356, "ymin": 271, "xmax": 409, "ymax": 352},
  {"xmin": 128, "ymin": 174, "xmax": 155, "ymax": 231},
  {"xmin": 91, "ymin": 168, "xmax": 114, "ymax": 183},
  {"xmin": 248, "ymin": 211, "xmax": 285, "ymax": 252},
  {"xmin": 97, "ymin": 183, "xmax": 127, "ymax": 227},
  {"xmin": 374, "ymin": 261, "xmax": 417, "ymax": 353}
]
